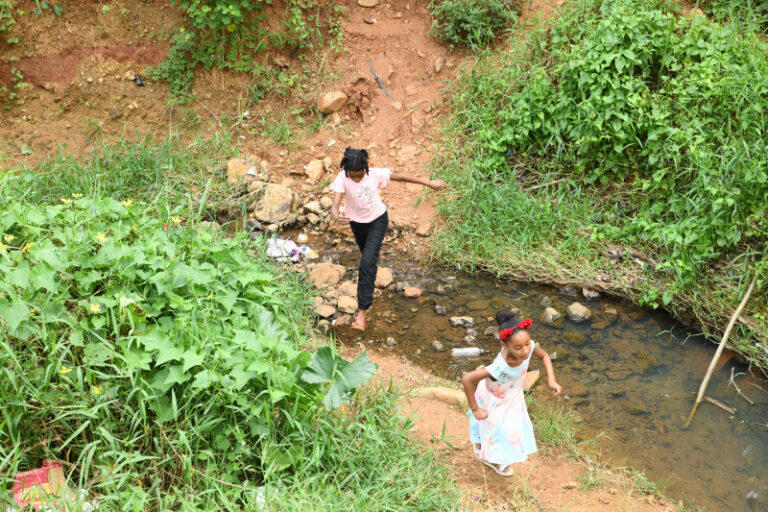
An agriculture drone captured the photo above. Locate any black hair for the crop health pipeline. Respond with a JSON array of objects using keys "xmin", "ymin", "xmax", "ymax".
[
  {"xmin": 495, "ymin": 310, "xmax": 528, "ymax": 335},
  {"xmin": 340, "ymin": 147, "xmax": 369, "ymax": 176}
]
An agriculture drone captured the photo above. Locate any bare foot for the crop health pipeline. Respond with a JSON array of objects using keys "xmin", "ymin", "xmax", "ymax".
[{"xmin": 352, "ymin": 310, "xmax": 366, "ymax": 331}]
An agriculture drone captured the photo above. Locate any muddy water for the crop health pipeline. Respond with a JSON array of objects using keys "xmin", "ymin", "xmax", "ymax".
[{"xmin": 331, "ymin": 251, "xmax": 768, "ymax": 511}]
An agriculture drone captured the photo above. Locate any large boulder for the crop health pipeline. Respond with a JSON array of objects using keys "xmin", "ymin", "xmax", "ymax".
[
  {"xmin": 252, "ymin": 184, "xmax": 293, "ymax": 225},
  {"xmin": 337, "ymin": 295, "xmax": 357, "ymax": 314},
  {"xmin": 339, "ymin": 280, "xmax": 357, "ymax": 297},
  {"xmin": 566, "ymin": 302, "xmax": 592, "ymax": 322},
  {"xmin": 375, "ymin": 267, "xmax": 394, "ymax": 288},
  {"xmin": 317, "ymin": 91, "xmax": 348, "ymax": 114},
  {"xmin": 309, "ymin": 263, "xmax": 346, "ymax": 289}
]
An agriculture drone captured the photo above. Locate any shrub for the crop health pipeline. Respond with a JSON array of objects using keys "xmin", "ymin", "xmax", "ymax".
[
  {"xmin": 428, "ymin": 0, "xmax": 518, "ymax": 49},
  {"xmin": 0, "ymin": 193, "xmax": 375, "ymax": 508}
]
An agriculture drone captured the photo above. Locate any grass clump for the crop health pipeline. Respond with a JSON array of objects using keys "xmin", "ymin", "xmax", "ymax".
[
  {"xmin": 433, "ymin": 0, "xmax": 768, "ymax": 368},
  {"xmin": 529, "ymin": 399, "xmax": 581, "ymax": 454},
  {"xmin": 428, "ymin": 0, "xmax": 518, "ymax": 49}
]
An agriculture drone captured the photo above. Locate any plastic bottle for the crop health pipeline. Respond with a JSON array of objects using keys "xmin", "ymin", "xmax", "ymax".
[{"xmin": 451, "ymin": 347, "xmax": 485, "ymax": 358}]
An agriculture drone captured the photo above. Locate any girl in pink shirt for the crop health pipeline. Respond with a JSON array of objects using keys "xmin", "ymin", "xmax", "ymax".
[{"xmin": 330, "ymin": 147, "xmax": 446, "ymax": 330}]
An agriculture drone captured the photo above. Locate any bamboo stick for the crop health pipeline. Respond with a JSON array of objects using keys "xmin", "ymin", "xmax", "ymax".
[
  {"xmin": 703, "ymin": 396, "xmax": 735, "ymax": 415},
  {"xmin": 683, "ymin": 278, "xmax": 756, "ymax": 429}
]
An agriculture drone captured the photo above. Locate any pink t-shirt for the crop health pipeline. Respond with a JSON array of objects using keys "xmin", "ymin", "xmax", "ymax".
[{"xmin": 330, "ymin": 167, "xmax": 392, "ymax": 223}]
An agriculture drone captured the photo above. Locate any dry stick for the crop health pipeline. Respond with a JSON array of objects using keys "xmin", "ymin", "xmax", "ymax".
[
  {"xmin": 683, "ymin": 278, "xmax": 756, "ymax": 429},
  {"xmin": 703, "ymin": 396, "xmax": 736, "ymax": 415},
  {"xmin": 729, "ymin": 367, "xmax": 755, "ymax": 406},
  {"xmin": 523, "ymin": 177, "xmax": 569, "ymax": 192}
]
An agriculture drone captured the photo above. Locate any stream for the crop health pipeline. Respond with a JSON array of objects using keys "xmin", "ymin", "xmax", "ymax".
[{"xmin": 326, "ymin": 248, "xmax": 768, "ymax": 511}]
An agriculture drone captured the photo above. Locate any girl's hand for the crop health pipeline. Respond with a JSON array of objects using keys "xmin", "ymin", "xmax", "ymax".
[
  {"xmin": 548, "ymin": 381, "xmax": 562, "ymax": 396},
  {"xmin": 472, "ymin": 408, "xmax": 488, "ymax": 420},
  {"xmin": 429, "ymin": 179, "xmax": 447, "ymax": 191},
  {"xmin": 331, "ymin": 210, "xmax": 348, "ymax": 223}
]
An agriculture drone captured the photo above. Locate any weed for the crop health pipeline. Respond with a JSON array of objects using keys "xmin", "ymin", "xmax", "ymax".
[
  {"xmin": 578, "ymin": 467, "xmax": 605, "ymax": 490},
  {"xmin": 529, "ymin": 399, "xmax": 581, "ymax": 453},
  {"xmin": 428, "ymin": 0, "xmax": 518, "ymax": 49}
]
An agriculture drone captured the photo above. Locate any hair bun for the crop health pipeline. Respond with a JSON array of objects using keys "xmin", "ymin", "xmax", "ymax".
[{"xmin": 495, "ymin": 310, "xmax": 517, "ymax": 326}]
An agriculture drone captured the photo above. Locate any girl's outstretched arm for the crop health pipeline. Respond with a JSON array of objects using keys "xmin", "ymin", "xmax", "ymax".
[
  {"xmin": 532, "ymin": 345, "xmax": 562, "ymax": 395},
  {"xmin": 462, "ymin": 367, "xmax": 491, "ymax": 419},
  {"xmin": 390, "ymin": 173, "xmax": 446, "ymax": 191}
]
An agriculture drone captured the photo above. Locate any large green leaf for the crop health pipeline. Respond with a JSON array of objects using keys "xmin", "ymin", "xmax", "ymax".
[
  {"xmin": 301, "ymin": 348, "xmax": 377, "ymax": 410},
  {"xmin": 0, "ymin": 298, "xmax": 29, "ymax": 331},
  {"xmin": 300, "ymin": 346, "xmax": 336, "ymax": 384}
]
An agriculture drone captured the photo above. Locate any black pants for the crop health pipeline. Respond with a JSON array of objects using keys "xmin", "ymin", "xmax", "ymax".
[{"xmin": 349, "ymin": 211, "xmax": 389, "ymax": 311}]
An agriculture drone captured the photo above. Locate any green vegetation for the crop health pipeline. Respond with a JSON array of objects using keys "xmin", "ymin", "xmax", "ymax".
[
  {"xmin": 702, "ymin": 0, "xmax": 768, "ymax": 32},
  {"xmin": 428, "ymin": 0, "xmax": 518, "ymax": 49},
  {"xmin": 529, "ymin": 399, "xmax": 581, "ymax": 454},
  {"xmin": 0, "ymin": 140, "xmax": 460, "ymax": 510},
  {"xmin": 433, "ymin": 0, "xmax": 768, "ymax": 368},
  {"xmin": 151, "ymin": 1, "xmax": 346, "ymax": 101}
]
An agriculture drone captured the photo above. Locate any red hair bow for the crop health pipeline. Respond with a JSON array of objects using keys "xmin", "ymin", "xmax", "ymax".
[{"xmin": 498, "ymin": 318, "xmax": 533, "ymax": 341}]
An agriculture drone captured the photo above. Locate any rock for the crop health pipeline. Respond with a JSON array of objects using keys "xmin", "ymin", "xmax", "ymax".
[
  {"xmin": 307, "ymin": 213, "xmax": 321, "ymax": 225},
  {"xmin": 315, "ymin": 304, "xmax": 336, "ymax": 318},
  {"xmin": 434, "ymin": 304, "xmax": 446, "ymax": 316},
  {"xmin": 305, "ymin": 159, "xmax": 325, "ymax": 183},
  {"xmin": 563, "ymin": 332, "xmax": 587, "ymax": 345},
  {"xmin": 124, "ymin": 70, "xmax": 136, "ymax": 81},
  {"xmin": 582, "ymin": 288, "xmax": 600, "ymax": 300},
  {"xmin": 540, "ymin": 296, "xmax": 552, "ymax": 308},
  {"xmin": 415, "ymin": 387, "xmax": 467, "ymax": 408},
  {"xmin": 434, "ymin": 57, "xmax": 445, "ymax": 74},
  {"xmin": 415, "ymin": 222, "xmax": 433, "ymax": 237},
  {"xmin": 108, "ymin": 107, "xmax": 123, "ymax": 120},
  {"xmin": 559, "ymin": 285, "xmax": 579, "ymax": 296},
  {"xmin": 397, "ymin": 145, "xmax": 421, "ymax": 163},
  {"xmin": 320, "ymin": 196, "xmax": 333, "ymax": 209},
  {"xmin": 303, "ymin": 200, "xmax": 323, "ymax": 215},
  {"xmin": 591, "ymin": 311, "xmax": 617, "ymax": 330},
  {"xmin": 317, "ymin": 91, "xmax": 348, "ymax": 114},
  {"xmin": 391, "ymin": 101, "xmax": 403, "ymax": 111},
  {"xmin": 358, "ymin": 0, "xmax": 379, "ymax": 6},
  {"xmin": 333, "ymin": 314, "xmax": 351, "ymax": 327},
  {"xmin": 309, "ymin": 263, "xmax": 346, "ymax": 289},
  {"xmin": 375, "ymin": 267, "xmax": 394, "ymax": 288},
  {"xmin": 566, "ymin": 302, "xmax": 592, "ymax": 322},
  {"xmin": 330, "ymin": 113, "xmax": 342, "ymax": 126},
  {"xmin": 542, "ymin": 307, "xmax": 562, "ymax": 323},
  {"xmin": 339, "ymin": 280, "xmax": 357, "ymax": 297},
  {"xmin": 624, "ymin": 403, "xmax": 650, "ymax": 416},
  {"xmin": 227, "ymin": 158, "xmax": 252, "ymax": 184},
  {"xmin": 483, "ymin": 326, "xmax": 497, "ymax": 337},
  {"xmin": 432, "ymin": 340, "xmax": 445, "ymax": 352},
  {"xmin": 450, "ymin": 316, "xmax": 474, "ymax": 328},
  {"xmin": 562, "ymin": 482, "xmax": 578, "ymax": 490},
  {"xmin": 337, "ymin": 295, "xmax": 357, "ymax": 314},
  {"xmin": 523, "ymin": 370, "xmax": 540, "ymax": 391},
  {"xmin": 604, "ymin": 307, "xmax": 618, "ymax": 316},
  {"xmin": 386, "ymin": 337, "xmax": 397, "ymax": 346},
  {"xmin": 466, "ymin": 300, "xmax": 487, "ymax": 312},
  {"xmin": 252, "ymin": 184, "xmax": 294, "ymax": 224},
  {"xmin": 404, "ymin": 287, "xmax": 422, "ymax": 298},
  {"xmin": 406, "ymin": 85, "xmax": 418, "ymax": 96},
  {"xmin": 463, "ymin": 335, "xmax": 476, "ymax": 344}
]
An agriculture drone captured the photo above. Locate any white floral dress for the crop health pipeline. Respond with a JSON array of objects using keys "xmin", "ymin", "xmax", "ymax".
[{"xmin": 467, "ymin": 343, "xmax": 537, "ymax": 466}]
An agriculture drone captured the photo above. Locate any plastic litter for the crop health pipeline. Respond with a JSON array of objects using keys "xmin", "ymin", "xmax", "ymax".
[
  {"xmin": 451, "ymin": 347, "xmax": 486, "ymax": 358},
  {"xmin": 133, "ymin": 74, "xmax": 144, "ymax": 87},
  {"xmin": 10, "ymin": 460, "xmax": 98, "ymax": 511},
  {"xmin": 266, "ymin": 236, "xmax": 315, "ymax": 263}
]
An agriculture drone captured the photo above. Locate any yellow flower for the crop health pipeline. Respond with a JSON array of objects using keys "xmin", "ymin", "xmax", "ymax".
[
  {"xmin": 29, "ymin": 307, "xmax": 37, "ymax": 313},
  {"xmin": 71, "ymin": 193, "xmax": 83, "ymax": 198},
  {"xmin": 60, "ymin": 198, "xmax": 73, "ymax": 205},
  {"xmin": 59, "ymin": 367, "xmax": 73, "ymax": 375},
  {"xmin": 3, "ymin": 235, "xmax": 14, "ymax": 242},
  {"xmin": 92, "ymin": 386, "xmax": 101, "ymax": 395},
  {"xmin": 0, "ymin": 243, "xmax": 6, "ymax": 253},
  {"xmin": 122, "ymin": 199, "xmax": 133, "ymax": 207},
  {"xmin": 171, "ymin": 216, "xmax": 182, "ymax": 224},
  {"xmin": 96, "ymin": 233, "xmax": 108, "ymax": 243},
  {"xmin": 90, "ymin": 303, "xmax": 101, "ymax": 314},
  {"xmin": 22, "ymin": 242, "xmax": 33, "ymax": 254}
]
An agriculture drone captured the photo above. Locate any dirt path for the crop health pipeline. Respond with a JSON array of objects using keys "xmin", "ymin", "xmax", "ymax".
[{"xmin": 351, "ymin": 344, "xmax": 674, "ymax": 511}]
